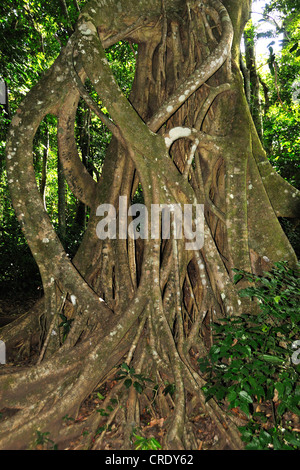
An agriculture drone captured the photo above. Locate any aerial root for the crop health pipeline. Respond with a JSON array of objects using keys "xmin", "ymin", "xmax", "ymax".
[{"xmin": 0, "ymin": 298, "xmax": 44, "ymax": 362}]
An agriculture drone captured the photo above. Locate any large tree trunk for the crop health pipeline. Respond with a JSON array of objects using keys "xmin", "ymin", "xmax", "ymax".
[
  {"xmin": 243, "ymin": 25, "xmax": 263, "ymax": 140},
  {"xmin": 1, "ymin": 0, "xmax": 299, "ymax": 450}
]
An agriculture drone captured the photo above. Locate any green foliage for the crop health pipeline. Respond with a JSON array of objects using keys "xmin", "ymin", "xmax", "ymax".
[
  {"xmin": 239, "ymin": 423, "xmax": 300, "ymax": 450},
  {"xmin": 0, "ymin": 0, "xmax": 86, "ymax": 105},
  {"xmin": 198, "ymin": 261, "xmax": 300, "ymax": 450},
  {"xmin": 0, "ymin": 4, "xmax": 137, "ymax": 294},
  {"xmin": 115, "ymin": 363, "xmax": 153, "ymax": 394},
  {"xmin": 244, "ymin": 19, "xmax": 256, "ymax": 46},
  {"xmin": 261, "ymin": 1, "xmax": 300, "ymax": 103},
  {"xmin": 97, "ymin": 408, "xmax": 110, "ymax": 417},
  {"xmin": 34, "ymin": 430, "xmax": 57, "ymax": 450},
  {"xmin": 264, "ymin": 1, "xmax": 300, "ymax": 25},
  {"xmin": 250, "ymin": 0, "xmax": 300, "ymax": 199},
  {"xmin": 255, "ymin": 3, "xmax": 300, "ymax": 256},
  {"xmin": 0, "ymin": 173, "xmax": 41, "ymax": 296},
  {"xmin": 263, "ymin": 104, "xmax": 300, "ymax": 188},
  {"xmin": 96, "ymin": 393, "xmax": 119, "ymax": 418},
  {"xmin": 234, "ymin": 261, "xmax": 300, "ymax": 325},
  {"xmin": 105, "ymin": 41, "xmax": 137, "ymax": 98},
  {"xmin": 163, "ymin": 383, "xmax": 176, "ymax": 397},
  {"xmin": 62, "ymin": 414, "xmax": 75, "ymax": 423},
  {"xmin": 132, "ymin": 183, "xmax": 144, "ymax": 205},
  {"xmin": 58, "ymin": 314, "xmax": 74, "ymax": 342},
  {"xmin": 131, "ymin": 432, "xmax": 162, "ymax": 450},
  {"xmin": 96, "ymin": 424, "xmax": 112, "ymax": 434}
]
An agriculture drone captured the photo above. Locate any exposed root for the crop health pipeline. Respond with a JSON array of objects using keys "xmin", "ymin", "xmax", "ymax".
[{"xmin": 1, "ymin": 0, "xmax": 298, "ymax": 451}]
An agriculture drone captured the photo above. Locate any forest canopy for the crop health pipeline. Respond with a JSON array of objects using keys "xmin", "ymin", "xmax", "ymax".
[{"xmin": 0, "ymin": 0, "xmax": 299, "ymax": 452}]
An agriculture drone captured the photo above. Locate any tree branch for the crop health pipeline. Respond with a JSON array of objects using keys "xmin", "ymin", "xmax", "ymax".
[
  {"xmin": 147, "ymin": 0, "xmax": 234, "ymax": 132},
  {"xmin": 57, "ymin": 87, "xmax": 98, "ymax": 207}
]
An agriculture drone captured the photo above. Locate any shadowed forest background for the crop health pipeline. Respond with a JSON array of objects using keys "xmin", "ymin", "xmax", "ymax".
[{"xmin": 0, "ymin": 0, "xmax": 299, "ymax": 451}]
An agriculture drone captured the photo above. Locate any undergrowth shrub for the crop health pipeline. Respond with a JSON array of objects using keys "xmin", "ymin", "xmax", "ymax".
[{"xmin": 198, "ymin": 261, "xmax": 300, "ymax": 450}]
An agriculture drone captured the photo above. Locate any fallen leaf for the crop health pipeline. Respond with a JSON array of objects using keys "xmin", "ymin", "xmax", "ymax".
[
  {"xmin": 231, "ymin": 407, "xmax": 248, "ymax": 420},
  {"xmin": 193, "ymin": 414, "xmax": 205, "ymax": 422},
  {"xmin": 148, "ymin": 417, "xmax": 165, "ymax": 428}
]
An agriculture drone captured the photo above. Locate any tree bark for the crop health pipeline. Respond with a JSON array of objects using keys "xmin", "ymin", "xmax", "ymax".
[
  {"xmin": 1, "ymin": 0, "xmax": 299, "ymax": 450},
  {"xmin": 57, "ymin": 152, "xmax": 67, "ymax": 242},
  {"xmin": 40, "ymin": 125, "xmax": 49, "ymax": 211},
  {"xmin": 244, "ymin": 28, "xmax": 263, "ymax": 140}
]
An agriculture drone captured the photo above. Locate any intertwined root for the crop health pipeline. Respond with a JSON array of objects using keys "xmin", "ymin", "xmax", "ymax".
[
  {"xmin": 1, "ymin": 0, "xmax": 298, "ymax": 450},
  {"xmin": 0, "ymin": 302, "xmax": 244, "ymax": 450}
]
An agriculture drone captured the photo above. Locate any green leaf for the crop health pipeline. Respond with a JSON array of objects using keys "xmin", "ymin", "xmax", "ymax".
[
  {"xmin": 163, "ymin": 383, "xmax": 176, "ymax": 396},
  {"xmin": 227, "ymin": 390, "xmax": 237, "ymax": 403},
  {"xmin": 124, "ymin": 378, "xmax": 132, "ymax": 389},
  {"xmin": 115, "ymin": 374, "xmax": 127, "ymax": 381},
  {"xmin": 133, "ymin": 381, "xmax": 143, "ymax": 394},
  {"xmin": 133, "ymin": 373, "xmax": 144, "ymax": 381},
  {"xmin": 239, "ymin": 390, "xmax": 253, "ymax": 404},
  {"xmin": 273, "ymin": 436, "xmax": 283, "ymax": 450},
  {"xmin": 277, "ymin": 402, "xmax": 287, "ymax": 416},
  {"xmin": 275, "ymin": 382, "xmax": 285, "ymax": 399},
  {"xmin": 209, "ymin": 345, "xmax": 221, "ymax": 356},
  {"xmin": 143, "ymin": 377, "xmax": 154, "ymax": 383},
  {"xmin": 148, "ymin": 438, "xmax": 162, "ymax": 450},
  {"xmin": 121, "ymin": 363, "xmax": 130, "ymax": 372},
  {"xmin": 254, "ymin": 385, "xmax": 265, "ymax": 400},
  {"xmin": 261, "ymin": 354, "xmax": 285, "ymax": 364},
  {"xmin": 284, "ymin": 432, "xmax": 300, "ymax": 448},
  {"xmin": 289, "ymin": 42, "xmax": 299, "ymax": 53},
  {"xmin": 259, "ymin": 429, "xmax": 272, "ymax": 447},
  {"xmin": 97, "ymin": 408, "xmax": 109, "ymax": 416},
  {"xmin": 245, "ymin": 438, "xmax": 263, "ymax": 450},
  {"xmin": 96, "ymin": 425, "xmax": 106, "ymax": 434},
  {"xmin": 233, "ymin": 273, "xmax": 243, "ymax": 284},
  {"xmin": 239, "ymin": 402, "xmax": 250, "ymax": 417}
]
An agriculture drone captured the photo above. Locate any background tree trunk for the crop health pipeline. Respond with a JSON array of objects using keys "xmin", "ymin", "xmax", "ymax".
[
  {"xmin": 244, "ymin": 26, "xmax": 263, "ymax": 140},
  {"xmin": 40, "ymin": 125, "xmax": 49, "ymax": 211},
  {"xmin": 57, "ymin": 152, "xmax": 67, "ymax": 243}
]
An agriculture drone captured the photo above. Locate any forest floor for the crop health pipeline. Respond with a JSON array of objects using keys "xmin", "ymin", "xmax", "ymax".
[
  {"xmin": 0, "ymin": 293, "xmax": 299, "ymax": 451},
  {"xmin": 63, "ymin": 384, "xmax": 222, "ymax": 451}
]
